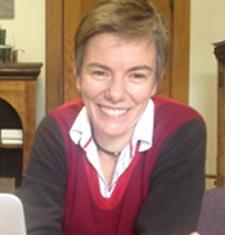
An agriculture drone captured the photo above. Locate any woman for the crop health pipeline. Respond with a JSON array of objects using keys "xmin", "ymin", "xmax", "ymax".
[{"xmin": 20, "ymin": 1, "xmax": 206, "ymax": 234}]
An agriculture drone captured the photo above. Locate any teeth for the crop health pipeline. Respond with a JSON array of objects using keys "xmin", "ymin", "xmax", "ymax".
[{"xmin": 101, "ymin": 107, "xmax": 127, "ymax": 116}]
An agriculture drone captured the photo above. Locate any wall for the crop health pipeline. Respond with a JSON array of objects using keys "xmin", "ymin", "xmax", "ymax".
[
  {"xmin": 190, "ymin": 0, "xmax": 225, "ymax": 188},
  {"xmin": 0, "ymin": 0, "xmax": 45, "ymax": 125}
]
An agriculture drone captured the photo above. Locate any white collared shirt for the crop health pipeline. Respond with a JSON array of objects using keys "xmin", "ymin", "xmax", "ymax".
[{"xmin": 69, "ymin": 99, "xmax": 154, "ymax": 198}]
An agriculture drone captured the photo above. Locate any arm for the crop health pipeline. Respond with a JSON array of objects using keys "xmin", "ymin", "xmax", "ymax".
[
  {"xmin": 135, "ymin": 119, "xmax": 206, "ymax": 235},
  {"xmin": 19, "ymin": 115, "xmax": 67, "ymax": 235}
]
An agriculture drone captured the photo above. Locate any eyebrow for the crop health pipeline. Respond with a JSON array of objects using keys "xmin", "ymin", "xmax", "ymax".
[
  {"xmin": 127, "ymin": 65, "xmax": 154, "ymax": 73},
  {"xmin": 87, "ymin": 63, "xmax": 111, "ymax": 71},
  {"xmin": 87, "ymin": 63, "xmax": 153, "ymax": 73}
]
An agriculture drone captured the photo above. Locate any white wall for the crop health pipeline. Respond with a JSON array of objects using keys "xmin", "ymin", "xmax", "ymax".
[
  {"xmin": 0, "ymin": 0, "xmax": 45, "ymax": 125},
  {"xmin": 190, "ymin": 0, "xmax": 225, "ymax": 188}
]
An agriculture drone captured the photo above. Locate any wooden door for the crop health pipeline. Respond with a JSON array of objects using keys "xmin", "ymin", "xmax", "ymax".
[
  {"xmin": 151, "ymin": 0, "xmax": 172, "ymax": 98},
  {"xmin": 63, "ymin": 0, "xmax": 97, "ymax": 102},
  {"xmin": 46, "ymin": 0, "xmax": 190, "ymax": 111}
]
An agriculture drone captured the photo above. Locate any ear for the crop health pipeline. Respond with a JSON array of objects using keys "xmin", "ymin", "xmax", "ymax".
[
  {"xmin": 76, "ymin": 74, "xmax": 81, "ymax": 91},
  {"xmin": 151, "ymin": 69, "xmax": 165, "ymax": 96},
  {"xmin": 73, "ymin": 63, "xmax": 81, "ymax": 90},
  {"xmin": 150, "ymin": 82, "xmax": 158, "ymax": 96}
]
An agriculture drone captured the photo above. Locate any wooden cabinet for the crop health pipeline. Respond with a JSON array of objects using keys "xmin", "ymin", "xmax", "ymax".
[
  {"xmin": 0, "ymin": 63, "xmax": 42, "ymax": 186},
  {"xmin": 214, "ymin": 41, "xmax": 225, "ymax": 186}
]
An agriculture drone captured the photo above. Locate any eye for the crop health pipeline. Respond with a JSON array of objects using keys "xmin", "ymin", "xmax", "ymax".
[
  {"xmin": 90, "ymin": 69, "xmax": 110, "ymax": 80},
  {"xmin": 128, "ymin": 72, "xmax": 148, "ymax": 81},
  {"xmin": 92, "ymin": 70, "xmax": 105, "ymax": 76}
]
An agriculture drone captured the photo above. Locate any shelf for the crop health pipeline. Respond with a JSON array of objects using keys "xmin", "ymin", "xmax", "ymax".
[
  {"xmin": 0, "ymin": 62, "xmax": 42, "ymax": 78},
  {"xmin": 0, "ymin": 144, "xmax": 23, "ymax": 149}
]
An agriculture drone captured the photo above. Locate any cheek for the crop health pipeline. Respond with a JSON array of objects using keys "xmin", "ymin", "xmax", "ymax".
[
  {"xmin": 128, "ymin": 85, "xmax": 156, "ymax": 104},
  {"xmin": 80, "ymin": 87, "xmax": 93, "ymax": 103},
  {"xmin": 80, "ymin": 78, "xmax": 108, "ymax": 100},
  {"xmin": 80, "ymin": 79, "xmax": 95, "ymax": 97},
  {"xmin": 80, "ymin": 82, "xmax": 102, "ymax": 106}
]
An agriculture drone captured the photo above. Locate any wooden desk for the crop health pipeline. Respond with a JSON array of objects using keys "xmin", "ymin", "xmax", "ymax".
[{"xmin": 0, "ymin": 63, "xmax": 42, "ymax": 185}]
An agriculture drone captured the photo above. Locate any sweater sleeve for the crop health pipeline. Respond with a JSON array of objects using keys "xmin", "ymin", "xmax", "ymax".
[
  {"xmin": 135, "ymin": 119, "xmax": 206, "ymax": 235},
  {"xmin": 19, "ymin": 115, "xmax": 67, "ymax": 235}
]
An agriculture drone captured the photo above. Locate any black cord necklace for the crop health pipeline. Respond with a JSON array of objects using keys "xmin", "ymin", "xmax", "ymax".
[{"xmin": 92, "ymin": 134, "xmax": 121, "ymax": 157}]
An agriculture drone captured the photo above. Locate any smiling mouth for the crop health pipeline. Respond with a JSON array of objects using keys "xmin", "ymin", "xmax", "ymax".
[{"xmin": 101, "ymin": 106, "xmax": 128, "ymax": 117}]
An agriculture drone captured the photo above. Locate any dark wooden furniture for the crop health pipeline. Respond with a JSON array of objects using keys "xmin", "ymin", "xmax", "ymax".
[
  {"xmin": 214, "ymin": 41, "xmax": 225, "ymax": 186},
  {"xmin": 0, "ymin": 63, "xmax": 42, "ymax": 186}
]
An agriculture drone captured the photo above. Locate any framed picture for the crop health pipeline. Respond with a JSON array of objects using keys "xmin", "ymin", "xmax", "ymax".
[{"xmin": 0, "ymin": 0, "xmax": 14, "ymax": 19}]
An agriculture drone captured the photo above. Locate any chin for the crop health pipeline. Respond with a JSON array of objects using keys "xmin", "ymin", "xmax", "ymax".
[{"xmin": 99, "ymin": 125, "xmax": 130, "ymax": 138}]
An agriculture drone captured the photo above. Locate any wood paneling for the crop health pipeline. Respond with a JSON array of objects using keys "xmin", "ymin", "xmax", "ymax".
[
  {"xmin": 46, "ymin": 0, "xmax": 64, "ymax": 111},
  {"xmin": 63, "ymin": 0, "xmax": 81, "ymax": 102},
  {"xmin": 171, "ymin": 0, "xmax": 190, "ymax": 102}
]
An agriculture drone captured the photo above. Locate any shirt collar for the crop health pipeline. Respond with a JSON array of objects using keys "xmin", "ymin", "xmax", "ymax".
[
  {"xmin": 69, "ymin": 98, "xmax": 155, "ymax": 152},
  {"xmin": 132, "ymin": 98, "xmax": 154, "ymax": 152},
  {"xmin": 69, "ymin": 107, "xmax": 92, "ymax": 148}
]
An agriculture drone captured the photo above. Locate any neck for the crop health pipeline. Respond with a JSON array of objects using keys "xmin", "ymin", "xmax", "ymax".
[{"xmin": 92, "ymin": 134, "xmax": 121, "ymax": 157}]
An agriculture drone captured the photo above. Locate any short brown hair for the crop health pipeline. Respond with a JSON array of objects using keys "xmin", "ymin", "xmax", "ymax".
[{"xmin": 75, "ymin": 0, "xmax": 168, "ymax": 81}]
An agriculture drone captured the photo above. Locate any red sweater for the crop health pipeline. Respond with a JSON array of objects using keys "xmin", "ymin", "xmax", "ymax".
[
  {"xmin": 46, "ymin": 96, "xmax": 204, "ymax": 235},
  {"xmin": 20, "ymin": 96, "xmax": 206, "ymax": 235}
]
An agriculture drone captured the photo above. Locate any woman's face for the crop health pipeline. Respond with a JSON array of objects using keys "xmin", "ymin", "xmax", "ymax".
[{"xmin": 76, "ymin": 33, "xmax": 158, "ymax": 141}]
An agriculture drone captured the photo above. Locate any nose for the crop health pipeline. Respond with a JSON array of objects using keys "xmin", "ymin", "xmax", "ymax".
[{"xmin": 105, "ymin": 75, "xmax": 126, "ymax": 103}]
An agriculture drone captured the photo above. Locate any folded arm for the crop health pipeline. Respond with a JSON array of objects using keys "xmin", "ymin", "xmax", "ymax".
[{"xmin": 135, "ymin": 120, "xmax": 206, "ymax": 235}]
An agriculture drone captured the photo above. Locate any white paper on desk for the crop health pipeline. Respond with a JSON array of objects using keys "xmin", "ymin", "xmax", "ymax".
[
  {"xmin": 0, "ymin": 129, "xmax": 23, "ymax": 140},
  {"xmin": 1, "ymin": 139, "xmax": 23, "ymax": 145}
]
